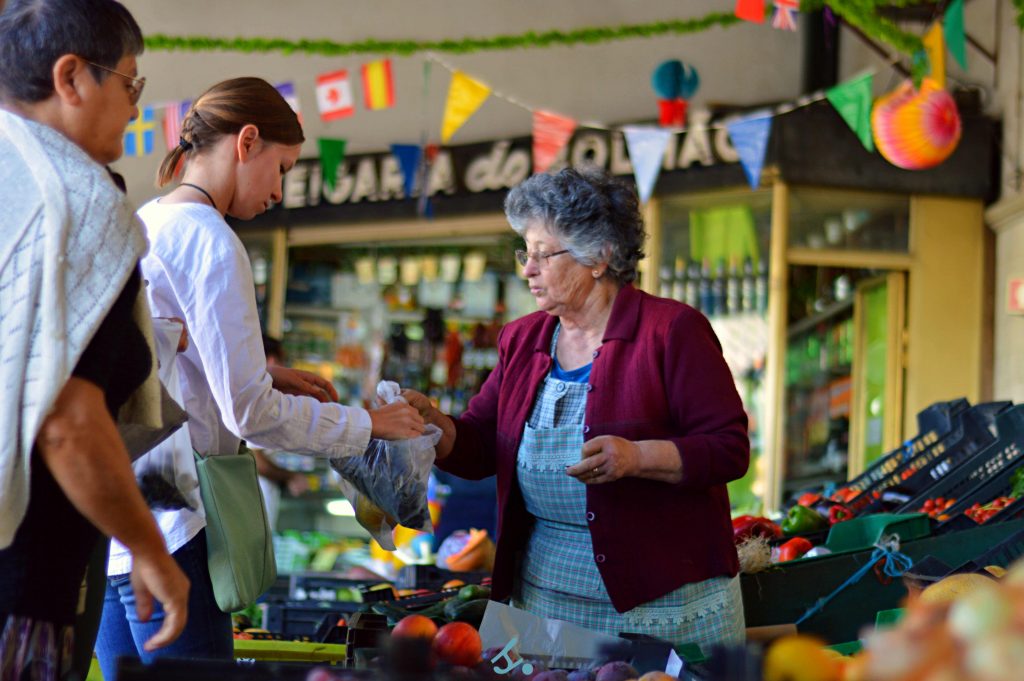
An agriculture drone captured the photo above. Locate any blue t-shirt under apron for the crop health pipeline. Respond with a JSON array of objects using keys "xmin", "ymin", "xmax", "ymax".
[{"xmin": 550, "ymin": 358, "xmax": 592, "ymax": 383}]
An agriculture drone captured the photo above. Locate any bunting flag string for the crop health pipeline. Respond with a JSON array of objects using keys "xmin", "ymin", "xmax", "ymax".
[
  {"xmin": 424, "ymin": 52, "xmax": 835, "ymax": 138},
  {"xmin": 771, "ymin": 0, "xmax": 800, "ymax": 31},
  {"xmin": 826, "ymin": 71, "xmax": 875, "ymax": 152},
  {"xmin": 275, "ymin": 82, "xmax": 303, "ymax": 124},
  {"xmin": 921, "ymin": 22, "xmax": 945, "ymax": 88},
  {"xmin": 391, "ymin": 144, "xmax": 423, "ymax": 197},
  {"xmin": 440, "ymin": 70, "xmax": 491, "ymax": 143},
  {"xmin": 943, "ymin": 0, "xmax": 967, "ymax": 70},
  {"xmin": 316, "ymin": 69, "xmax": 355, "ymax": 121},
  {"xmin": 726, "ymin": 111, "xmax": 774, "ymax": 189},
  {"xmin": 318, "ymin": 138, "xmax": 347, "ymax": 191},
  {"xmin": 362, "ymin": 59, "xmax": 396, "ymax": 110},
  {"xmin": 532, "ymin": 110, "xmax": 577, "ymax": 174},
  {"xmin": 735, "ymin": 0, "xmax": 766, "ymax": 24},
  {"xmin": 123, "ymin": 106, "xmax": 156, "ymax": 157},
  {"xmin": 162, "ymin": 99, "xmax": 191, "ymax": 152},
  {"xmin": 622, "ymin": 126, "xmax": 674, "ymax": 204}
]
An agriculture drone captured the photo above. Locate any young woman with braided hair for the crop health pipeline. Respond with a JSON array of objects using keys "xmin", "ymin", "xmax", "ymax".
[{"xmin": 95, "ymin": 77, "xmax": 425, "ymax": 675}]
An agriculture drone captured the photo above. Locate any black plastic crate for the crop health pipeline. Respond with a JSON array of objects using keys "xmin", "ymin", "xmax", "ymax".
[
  {"xmin": 897, "ymin": 405, "xmax": 1024, "ymax": 516},
  {"xmin": 288, "ymin": 571, "xmax": 380, "ymax": 602},
  {"xmin": 853, "ymin": 399, "xmax": 968, "ymax": 489},
  {"xmin": 846, "ymin": 403, "xmax": 1008, "ymax": 514},
  {"xmin": 394, "ymin": 564, "xmax": 490, "ymax": 590},
  {"xmin": 950, "ymin": 527, "xmax": 1024, "ymax": 574},
  {"xmin": 836, "ymin": 399, "xmax": 968, "ymax": 499},
  {"xmin": 263, "ymin": 600, "xmax": 361, "ymax": 638},
  {"xmin": 937, "ymin": 458, "xmax": 1024, "ymax": 533},
  {"xmin": 829, "ymin": 401, "xmax": 965, "ymax": 509}
]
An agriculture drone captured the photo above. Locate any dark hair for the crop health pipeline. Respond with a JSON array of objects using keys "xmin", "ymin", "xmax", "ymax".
[
  {"xmin": 157, "ymin": 77, "xmax": 305, "ymax": 186},
  {"xmin": 504, "ymin": 167, "xmax": 647, "ymax": 285},
  {"xmin": 262, "ymin": 334, "xmax": 284, "ymax": 362},
  {"xmin": 0, "ymin": 0, "xmax": 143, "ymax": 103}
]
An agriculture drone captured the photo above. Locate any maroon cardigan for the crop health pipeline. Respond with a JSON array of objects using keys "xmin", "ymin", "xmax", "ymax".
[{"xmin": 436, "ymin": 284, "xmax": 749, "ymax": 612}]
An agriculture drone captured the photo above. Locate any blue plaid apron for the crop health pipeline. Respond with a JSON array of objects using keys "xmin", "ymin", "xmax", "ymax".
[{"xmin": 511, "ymin": 325, "xmax": 745, "ymax": 649}]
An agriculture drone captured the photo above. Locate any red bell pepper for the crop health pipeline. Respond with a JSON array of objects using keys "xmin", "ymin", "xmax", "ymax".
[
  {"xmin": 797, "ymin": 492, "xmax": 822, "ymax": 507},
  {"xmin": 732, "ymin": 515, "xmax": 783, "ymax": 543},
  {"xmin": 777, "ymin": 537, "xmax": 814, "ymax": 562},
  {"xmin": 831, "ymin": 488, "xmax": 859, "ymax": 503},
  {"xmin": 829, "ymin": 504, "xmax": 854, "ymax": 525}
]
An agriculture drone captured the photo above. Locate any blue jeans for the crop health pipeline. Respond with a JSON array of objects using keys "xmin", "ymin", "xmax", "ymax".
[{"xmin": 95, "ymin": 529, "xmax": 233, "ymax": 681}]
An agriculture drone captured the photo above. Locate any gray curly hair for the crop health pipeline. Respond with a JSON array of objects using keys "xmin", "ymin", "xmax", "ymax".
[{"xmin": 504, "ymin": 167, "xmax": 647, "ymax": 285}]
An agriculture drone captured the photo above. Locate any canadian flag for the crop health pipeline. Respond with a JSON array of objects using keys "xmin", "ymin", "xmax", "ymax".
[{"xmin": 316, "ymin": 69, "xmax": 355, "ymax": 121}]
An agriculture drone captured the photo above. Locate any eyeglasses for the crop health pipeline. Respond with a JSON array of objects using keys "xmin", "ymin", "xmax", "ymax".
[
  {"xmin": 84, "ymin": 60, "xmax": 146, "ymax": 105},
  {"xmin": 514, "ymin": 249, "xmax": 571, "ymax": 267}
]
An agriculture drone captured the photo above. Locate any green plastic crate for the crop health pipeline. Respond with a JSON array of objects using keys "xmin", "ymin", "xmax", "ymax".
[
  {"xmin": 824, "ymin": 513, "xmax": 932, "ymax": 554},
  {"xmin": 875, "ymin": 608, "xmax": 905, "ymax": 629},
  {"xmin": 827, "ymin": 640, "xmax": 862, "ymax": 656},
  {"xmin": 742, "ymin": 517, "xmax": 1024, "ymax": 644},
  {"xmin": 676, "ymin": 642, "xmax": 706, "ymax": 665}
]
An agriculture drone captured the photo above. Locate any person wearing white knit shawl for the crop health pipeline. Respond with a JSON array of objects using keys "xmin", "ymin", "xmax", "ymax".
[{"xmin": 0, "ymin": 0, "xmax": 189, "ymax": 676}]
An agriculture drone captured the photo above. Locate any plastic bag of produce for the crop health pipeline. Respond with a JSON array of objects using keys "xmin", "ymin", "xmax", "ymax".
[{"xmin": 331, "ymin": 381, "xmax": 441, "ymax": 550}]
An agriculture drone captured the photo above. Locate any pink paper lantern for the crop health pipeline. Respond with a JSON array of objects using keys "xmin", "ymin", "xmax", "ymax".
[{"xmin": 872, "ymin": 78, "xmax": 962, "ymax": 170}]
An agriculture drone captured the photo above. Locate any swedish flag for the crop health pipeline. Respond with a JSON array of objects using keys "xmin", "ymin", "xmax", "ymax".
[{"xmin": 123, "ymin": 106, "xmax": 155, "ymax": 157}]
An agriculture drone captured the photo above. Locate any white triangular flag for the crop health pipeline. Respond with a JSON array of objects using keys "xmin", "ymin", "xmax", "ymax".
[
  {"xmin": 622, "ymin": 126, "xmax": 674, "ymax": 204},
  {"xmin": 726, "ymin": 111, "xmax": 773, "ymax": 189}
]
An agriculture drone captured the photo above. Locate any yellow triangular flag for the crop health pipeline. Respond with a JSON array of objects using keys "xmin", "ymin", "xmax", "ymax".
[
  {"xmin": 441, "ymin": 71, "xmax": 491, "ymax": 144},
  {"xmin": 923, "ymin": 21, "xmax": 945, "ymax": 88}
]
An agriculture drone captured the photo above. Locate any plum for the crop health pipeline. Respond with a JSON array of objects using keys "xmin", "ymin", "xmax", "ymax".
[
  {"xmin": 595, "ymin": 661, "xmax": 639, "ymax": 681},
  {"xmin": 567, "ymin": 670, "xmax": 597, "ymax": 681},
  {"xmin": 533, "ymin": 672, "xmax": 570, "ymax": 681}
]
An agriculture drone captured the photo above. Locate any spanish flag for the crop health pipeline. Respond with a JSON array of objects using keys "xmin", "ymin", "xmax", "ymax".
[{"xmin": 361, "ymin": 59, "xmax": 395, "ymax": 110}]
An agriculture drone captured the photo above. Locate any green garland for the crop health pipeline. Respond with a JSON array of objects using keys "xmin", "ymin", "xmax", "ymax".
[
  {"xmin": 812, "ymin": 0, "xmax": 927, "ymax": 55},
  {"xmin": 144, "ymin": 13, "xmax": 744, "ymax": 57},
  {"xmin": 142, "ymin": 1, "xmax": 1020, "ymax": 61}
]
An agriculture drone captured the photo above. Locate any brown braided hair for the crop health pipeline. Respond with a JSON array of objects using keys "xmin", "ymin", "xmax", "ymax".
[{"xmin": 156, "ymin": 77, "xmax": 304, "ymax": 187}]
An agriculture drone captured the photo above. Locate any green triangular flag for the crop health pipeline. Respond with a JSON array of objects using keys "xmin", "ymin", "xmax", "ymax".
[
  {"xmin": 318, "ymin": 138, "xmax": 347, "ymax": 191},
  {"xmin": 826, "ymin": 72, "xmax": 875, "ymax": 152},
  {"xmin": 943, "ymin": 0, "xmax": 967, "ymax": 70}
]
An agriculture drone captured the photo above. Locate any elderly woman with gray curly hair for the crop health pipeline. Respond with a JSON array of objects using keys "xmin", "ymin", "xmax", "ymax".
[{"xmin": 403, "ymin": 167, "xmax": 749, "ymax": 648}]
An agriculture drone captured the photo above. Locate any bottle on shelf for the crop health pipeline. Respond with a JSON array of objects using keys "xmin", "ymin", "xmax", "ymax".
[
  {"xmin": 671, "ymin": 256, "xmax": 687, "ymax": 303},
  {"xmin": 741, "ymin": 256, "xmax": 756, "ymax": 314},
  {"xmin": 658, "ymin": 264, "xmax": 673, "ymax": 300},
  {"xmin": 684, "ymin": 259, "xmax": 700, "ymax": 309},
  {"xmin": 725, "ymin": 256, "xmax": 741, "ymax": 317},
  {"xmin": 698, "ymin": 258, "xmax": 713, "ymax": 316},
  {"xmin": 710, "ymin": 258, "xmax": 726, "ymax": 318},
  {"xmin": 755, "ymin": 259, "xmax": 769, "ymax": 315}
]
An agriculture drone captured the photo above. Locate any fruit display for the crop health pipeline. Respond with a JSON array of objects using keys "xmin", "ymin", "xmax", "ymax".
[
  {"xmin": 917, "ymin": 496, "xmax": 956, "ymax": 520},
  {"xmin": 372, "ymin": 584, "xmax": 493, "ymax": 629},
  {"xmin": 432, "ymin": 622, "xmax": 483, "ymax": 667},
  {"xmin": 754, "ymin": 556, "xmax": 1024, "ymax": 681},
  {"xmin": 965, "ymin": 496, "xmax": 1017, "ymax": 524},
  {"xmin": 381, "ymin": 605, "xmax": 670, "ymax": 681}
]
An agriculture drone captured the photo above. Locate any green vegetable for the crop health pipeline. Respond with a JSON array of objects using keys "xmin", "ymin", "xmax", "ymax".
[
  {"xmin": 371, "ymin": 596, "xmax": 453, "ymax": 624},
  {"xmin": 450, "ymin": 598, "xmax": 489, "ymax": 630},
  {"xmin": 457, "ymin": 584, "xmax": 491, "ymax": 603},
  {"xmin": 1010, "ymin": 468, "xmax": 1024, "ymax": 499},
  {"xmin": 781, "ymin": 504, "xmax": 828, "ymax": 534}
]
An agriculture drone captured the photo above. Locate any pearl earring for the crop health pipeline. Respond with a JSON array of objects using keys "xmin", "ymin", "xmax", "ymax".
[{"xmin": 592, "ymin": 270, "xmax": 600, "ymax": 278}]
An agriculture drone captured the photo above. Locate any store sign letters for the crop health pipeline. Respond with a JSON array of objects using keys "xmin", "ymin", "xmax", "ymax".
[{"xmin": 280, "ymin": 108, "xmax": 739, "ymax": 210}]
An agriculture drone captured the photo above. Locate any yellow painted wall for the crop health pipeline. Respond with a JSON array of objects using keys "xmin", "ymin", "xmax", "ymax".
[{"xmin": 904, "ymin": 196, "xmax": 986, "ymax": 435}]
